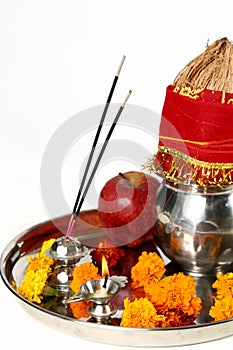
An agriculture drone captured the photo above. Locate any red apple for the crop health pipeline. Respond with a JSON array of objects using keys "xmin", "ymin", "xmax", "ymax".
[{"xmin": 98, "ymin": 171, "xmax": 162, "ymax": 248}]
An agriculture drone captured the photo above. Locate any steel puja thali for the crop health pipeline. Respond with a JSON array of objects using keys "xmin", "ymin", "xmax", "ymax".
[{"xmin": 1, "ymin": 210, "xmax": 233, "ymax": 347}]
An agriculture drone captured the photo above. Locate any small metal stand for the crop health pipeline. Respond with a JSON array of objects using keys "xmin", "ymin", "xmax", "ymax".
[
  {"xmin": 46, "ymin": 236, "xmax": 88, "ymax": 316},
  {"xmin": 47, "ymin": 236, "xmax": 88, "ymax": 295},
  {"xmin": 66, "ymin": 277, "xmax": 121, "ymax": 323}
]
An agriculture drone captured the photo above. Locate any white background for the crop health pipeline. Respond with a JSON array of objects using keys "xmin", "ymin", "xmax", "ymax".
[{"xmin": 0, "ymin": 1, "xmax": 233, "ymax": 349}]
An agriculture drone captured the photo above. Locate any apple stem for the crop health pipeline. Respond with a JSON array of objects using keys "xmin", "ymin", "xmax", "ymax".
[{"xmin": 119, "ymin": 172, "xmax": 127, "ymax": 179}]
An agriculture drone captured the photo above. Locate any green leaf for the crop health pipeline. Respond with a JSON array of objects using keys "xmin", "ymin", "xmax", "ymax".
[{"xmin": 42, "ymin": 285, "xmax": 58, "ymax": 297}]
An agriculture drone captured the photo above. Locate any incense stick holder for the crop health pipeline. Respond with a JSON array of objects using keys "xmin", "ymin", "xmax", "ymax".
[
  {"xmin": 46, "ymin": 236, "xmax": 88, "ymax": 296},
  {"xmin": 66, "ymin": 278, "xmax": 121, "ymax": 323}
]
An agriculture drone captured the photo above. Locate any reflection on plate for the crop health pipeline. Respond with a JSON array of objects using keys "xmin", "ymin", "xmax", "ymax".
[{"xmin": 1, "ymin": 210, "xmax": 233, "ymax": 347}]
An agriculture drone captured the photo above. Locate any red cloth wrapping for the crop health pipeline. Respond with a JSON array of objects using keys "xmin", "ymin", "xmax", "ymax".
[
  {"xmin": 159, "ymin": 85, "xmax": 233, "ymax": 163},
  {"xmin": 151, "ymin": 85, "xmax": 233, "ymax": 186}
]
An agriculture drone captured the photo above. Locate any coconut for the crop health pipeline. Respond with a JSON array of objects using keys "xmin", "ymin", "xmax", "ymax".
[
  {"xmin": 174, "ymin": 37, "xmax": 233, "ymax": 92},
  {"xmin": 146, "ymin": 37, "xmax": 233, "ymax": 186}
]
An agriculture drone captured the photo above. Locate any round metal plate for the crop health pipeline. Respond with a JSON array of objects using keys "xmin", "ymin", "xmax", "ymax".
[{"xmin": 1, "ymin": 210, "xmax": 233, "ymax": 347}]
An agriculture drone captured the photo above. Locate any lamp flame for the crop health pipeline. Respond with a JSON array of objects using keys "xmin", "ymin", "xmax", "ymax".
[{"xmin": 101, "ymin": 255, "xmax": 109, "ymax": 277}]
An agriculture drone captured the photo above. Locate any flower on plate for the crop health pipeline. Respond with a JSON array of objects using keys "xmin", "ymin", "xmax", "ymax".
[
  {"xmin": 70, "ymin": 262, "xmax": 100, "ymax": 293},
  {"xmin": 145, "ymin": 272, "xmax": 202, "ymax": 323},
  {"xmin": 90, "ymin": 239, "xmax": 125, "ymax": 268},
  {"xmin": 70, "ymin": 300, "xmax": 90, "ymax": 319},
  {"xmin": 69, "ymin": 262, "xmax": 101, "ymax": 319},
  {"xmin": 120, "ymin": 297, "xmax": 165, "ymax": 328},
  {"xmin": 128, "ymin": 251, "xmax": 202, "ymax": 327},
  {"xmin": 17, "ymin": 238, "xmax": 55, "ymax": 303},
  {"xmin": 131, "ymin": 251, "xmax": 166, "ymax": 289},
  {"xmin": 209, "ymin": 272, "xmax": 233, "ymax": 321},
  {"xmin": 161, "ymin": 309, "xmax": 196, "ymax": 327}
]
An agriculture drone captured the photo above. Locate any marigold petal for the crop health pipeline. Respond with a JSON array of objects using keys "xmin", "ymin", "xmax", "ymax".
[
  {"xmin": 120, "ymin": 297, "xmax": 165, "ymax": 328},
  {"xmin": 131, "ymin": 251, "xmax": 165, "ymax": 289}
]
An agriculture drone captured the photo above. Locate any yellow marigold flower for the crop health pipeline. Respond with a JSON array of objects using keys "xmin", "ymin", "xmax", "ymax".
[
  {"xmin": 26, "ymin": 238, "xmax": 55, "ymax": 272},
  {"xmin": 145, "ymin": 272, "xmax": 202, "ymax": 317},
  {"xmin": 209, "ymin": 272, "xmax": 233, "ymax": 321},
  {"xmin": 26, "ymin": 255, "xmax": 54, "ymax": 272},
  {"xmin": 70, "ymin": 262, "xmax": 100, "ymax": 293},
  {"xmin": 40, "ymin": 238, "xmax": 56, "ymax": 255},
  {"xmin": 18, "ymin": 268, "xmax": 50, "ymax": 303},
  {"xmin": 120, "ymin": 298, "xmax": 165, "ymax": 328},
  {"xmin": 131, "ymin": 251, "xmax": 166, "ymax": 289},
  {"xmin": 17, "ymin": 238, "xmax": 55, "ymax": 303}
]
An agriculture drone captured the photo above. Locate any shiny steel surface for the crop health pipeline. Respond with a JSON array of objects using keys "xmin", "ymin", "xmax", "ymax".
[
  {"xmin": 155, "ymin": 181, "xmax": 233, "ymax": 276},
  {"xmin": 47, "ymin": 236, "xmax": 88, "ymax": 295},
  {"xmin": 67, "ymin": 278, "xmax": 120, "ymax": 305},
  {"xmin": 66, "ymin": 278, "xmax": 121, "ymax": 322},
  {"xmin": 1, "ymin": 211, "xmax": 233, "ymax": 347},
  {"xmin": 47, "ymin": 236, "xmax": 88, "ymax": 261}
]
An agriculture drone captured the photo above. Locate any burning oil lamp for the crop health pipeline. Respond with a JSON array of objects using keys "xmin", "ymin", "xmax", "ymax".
[{"xmin": 66, "ymin": 255, "xmax": 121, "ymax": 323}]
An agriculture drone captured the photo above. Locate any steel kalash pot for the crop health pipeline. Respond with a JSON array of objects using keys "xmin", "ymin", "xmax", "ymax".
[
  {"xmin": 148, "ymin": 38, "xmax": 233, "ymax": 277},
  {"xmin": 154, "ymin": 178, "xmax": 233, "ymax": 277}
]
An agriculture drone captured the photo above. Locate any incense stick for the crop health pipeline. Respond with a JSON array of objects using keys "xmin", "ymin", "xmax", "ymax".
[
  {"xmin": 65, "ymin": 90, "xmax": 132, "ymax": 239},
  {"xmin": 72, "ymin": 55, "xmax": 126, "ymax": 215},
  {"xmin": 65, "ymin": 56, "xmax": 126, "ymax": 240}
]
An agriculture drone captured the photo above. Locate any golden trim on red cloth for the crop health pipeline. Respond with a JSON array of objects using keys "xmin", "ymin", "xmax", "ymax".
[{"xmin": 145, "ymin": 146, "xmax": 233, "ymax": 187}]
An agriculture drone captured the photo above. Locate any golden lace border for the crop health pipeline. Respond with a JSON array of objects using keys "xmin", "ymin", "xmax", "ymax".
[{"xmin": 144, "ymin": 146, "xmax": 233, "ymax": 187}]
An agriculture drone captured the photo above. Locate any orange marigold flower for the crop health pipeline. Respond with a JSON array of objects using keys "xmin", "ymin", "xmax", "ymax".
[
  {"xmin": 70, "ymin": 262, "xmax": 100, "ymax": 293},
  {"xmin": 131, "ymin": 251, "xmax": 166, "ymax": 289},
  {"xmin": 209, "ymin": 272, "xmax": 233, "ymax": 321},
  {"xmin": 70, "ymin": 301, "xmax": 90, "ymax": 319},
  {"xmin": 212, "ymin": 272, "xmax": 233, "ymax": 298},
  {"xmin": 162, "ymin": 309, "xmax": 196, "ymax": 327},
  {"xmin": 209, "ymin": 296, "xmax": 233, "ymax": 321},
  {"xmin": 145, "ymin": 272, "xmax": 202, "ymax": 318},
  {"xmin": 120, "ymin": 297, "xmax": 165, "ymax": 328},
  {"xmin": 69, "ymin": 262, "xmax": 101, "ymax": 319},
  {"xmin": 90, "ymin": 239, "xmax": 125, "ymax": 268}
]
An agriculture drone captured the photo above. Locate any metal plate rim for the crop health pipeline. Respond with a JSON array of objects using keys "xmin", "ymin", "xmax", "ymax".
[{"xmin": 1, "ymin": 212, "xmax": 233, "ymax": 347}]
